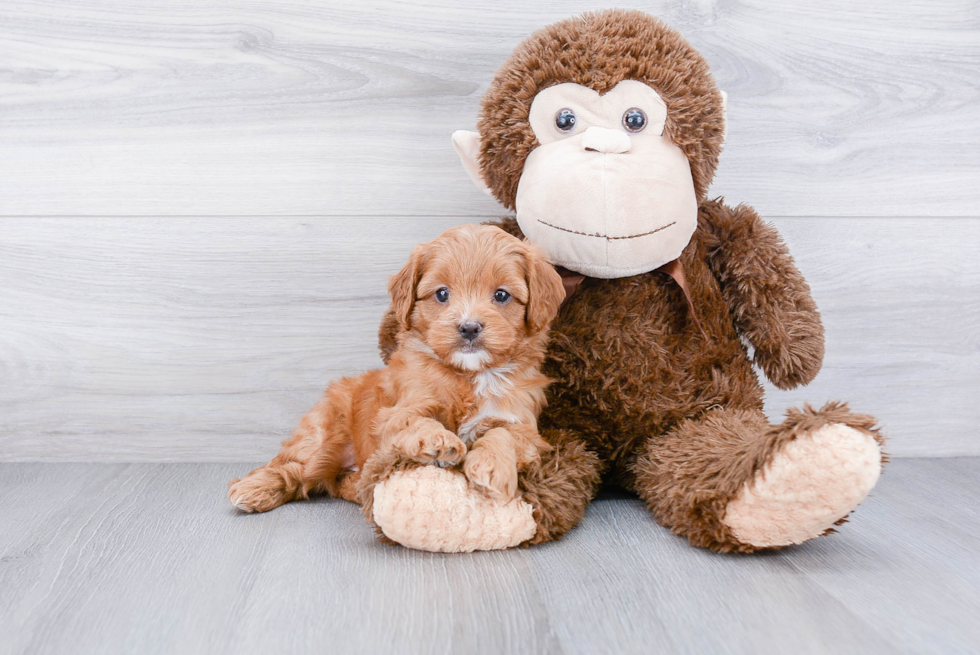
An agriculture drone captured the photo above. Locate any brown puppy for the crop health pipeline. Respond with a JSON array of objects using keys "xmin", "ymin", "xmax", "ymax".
[{"xmin": 229, "ymin": 224, "xmax": 565, "ymax": 513}]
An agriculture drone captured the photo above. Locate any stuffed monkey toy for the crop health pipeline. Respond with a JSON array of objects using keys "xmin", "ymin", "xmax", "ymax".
[{"xmin": 359, "ymin": 9, "xmax": 886, "ymax": 553}]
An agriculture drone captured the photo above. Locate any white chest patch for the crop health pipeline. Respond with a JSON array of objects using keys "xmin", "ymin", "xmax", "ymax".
[
  {"xmin": 473, "ymin": 365, "xmax": 516, "ymax": 398},
  {"xmin": 457, "ymin": 400, "xmax": 520, "ymax": 445},
  {"xmin": 457, "ymin": 365, "xmax": 520, "ymax": 444}
]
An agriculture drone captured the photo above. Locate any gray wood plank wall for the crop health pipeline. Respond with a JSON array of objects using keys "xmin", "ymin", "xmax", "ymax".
[{"xmin": 1, "ymin": 0, "xmax": 978, "ymax": 460}]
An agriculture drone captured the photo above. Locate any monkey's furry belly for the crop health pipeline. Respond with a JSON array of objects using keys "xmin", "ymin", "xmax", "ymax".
[{"xmin": 539, "ymin": 265, "xmax": 763, "ymax": 471}]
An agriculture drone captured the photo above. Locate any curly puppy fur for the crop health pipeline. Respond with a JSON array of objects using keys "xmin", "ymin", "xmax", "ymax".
[
  {"xmin": 230, "ymin": 225, "xmax": 564, "ymax": 514},
  {"xmin": 377, "ymin": 10, "xmax": 885, "ymax": 551}
]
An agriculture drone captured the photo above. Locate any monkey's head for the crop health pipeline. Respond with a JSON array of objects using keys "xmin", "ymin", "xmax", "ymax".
[{"xmin": 453, "ymin": 10, "xmax": 726, "ymax": 279}]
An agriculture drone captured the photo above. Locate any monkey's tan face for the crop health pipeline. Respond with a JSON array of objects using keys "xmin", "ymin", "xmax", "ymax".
[{"xmin": 459, "ymin": 80, "xmax": 700, "ymax": 279}]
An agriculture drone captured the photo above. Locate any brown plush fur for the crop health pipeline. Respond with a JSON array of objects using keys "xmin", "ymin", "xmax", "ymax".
[
  {"xmin": 632, "ymin": 402, "xmax": 886, "ymax": 552},
  {"xmin": 477, "ymin": 9, "xmax": 726, "ymax": 211},
  {"xmin": 375, "ymin": 10, "xmax": 885, "ymax": 552},
  {"xmin": 229, "ymin": 225, "xmax": 564, "ymax": 513},
  {"xmin": 518, "ymin": 429, "xmax": 604, "ymax": 545}
]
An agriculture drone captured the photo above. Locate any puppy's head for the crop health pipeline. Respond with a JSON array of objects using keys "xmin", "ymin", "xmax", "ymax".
[{"xmin": 389, "ymin": 224, "xmax": 564, "ymax": 371}]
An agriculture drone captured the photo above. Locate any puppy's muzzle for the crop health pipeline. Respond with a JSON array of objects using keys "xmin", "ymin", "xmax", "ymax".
[{"xmin": 457, "ymin": 320, "xmax": 484, "ymax": 342}]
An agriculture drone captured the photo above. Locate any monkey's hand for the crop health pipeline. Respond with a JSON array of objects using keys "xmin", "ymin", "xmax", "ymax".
[{"xmin": 699, "ymin": 200, "xmax": 824, "ymax": 389}]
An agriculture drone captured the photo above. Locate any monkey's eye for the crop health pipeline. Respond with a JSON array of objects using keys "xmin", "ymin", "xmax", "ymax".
[
  {"xmin": 493, "ymin": 289, "xmax": 511, "ymax": 304},
  {"xmin": 434, "ymin": 287, "xmax": 450, "ymax": 303},
  {"xmin": 554, "ymin": 109, "xmax": 577, "ymax": 132},
  {"xmin": 623, "ymin": 108, "xmax": 647, "ymax": 132}
]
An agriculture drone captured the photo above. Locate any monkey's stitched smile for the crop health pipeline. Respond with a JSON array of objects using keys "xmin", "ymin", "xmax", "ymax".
[{"xmin": 536, "ymin": 219, "xmax": 676, "ymax": 240}]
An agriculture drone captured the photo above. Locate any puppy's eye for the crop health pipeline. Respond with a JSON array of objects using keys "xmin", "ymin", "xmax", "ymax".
[
  {"xmin": 555, "ymin": 108, "xmax": 576, "ymax": 132},
  {"xmin": 623, "ymin": 108, "xmax": 647, "ymax": 132},
  {"xmin": 493, "ymin": 289, "xmax": 511, "ymax": 304},
  {"xmin": 434, "ymin": 287, "xmax": 450, "ymax": 303}
]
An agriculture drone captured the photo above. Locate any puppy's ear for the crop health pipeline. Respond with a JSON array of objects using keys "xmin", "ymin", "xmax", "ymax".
[
  {"xmin": 388, "ymin": 245, "xmax": 426, "ymax": 332},
  {"xmin": 523, "ymin": 242, "xmax": 564, "ymax": 334}
]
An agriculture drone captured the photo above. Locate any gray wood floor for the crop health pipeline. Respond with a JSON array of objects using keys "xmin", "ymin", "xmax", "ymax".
[{"xmin": 1, "ymin": 458, "xmax": 977, "ymax": 655}]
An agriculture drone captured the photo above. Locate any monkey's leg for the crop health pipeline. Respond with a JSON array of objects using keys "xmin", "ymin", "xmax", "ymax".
[
  {"xmin": 632, "ymin": 403, "xmax": 885, "ymax": 552},
  {"xmin": 356, "ymin": 428, "xmax": 602, "ymax": 549},
  {"xmin": 519, "ymin": 429, "xmax": 604, "ymax": 544}
]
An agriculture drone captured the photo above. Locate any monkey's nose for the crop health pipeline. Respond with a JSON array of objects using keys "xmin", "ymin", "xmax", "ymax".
[
  {"xmin": 582, "ymin": 126, "xmax": 631, "ymax": 154},
  {"xmin": 457, "ymin": 321, "xmax": 484, "ymax": 342}
]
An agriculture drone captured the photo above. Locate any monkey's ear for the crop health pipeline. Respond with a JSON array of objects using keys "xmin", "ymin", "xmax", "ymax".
[
  {"xmin": 452, "ymin": 130, "xmax": 494, "ymax": 197},
  {"xmin": 719, "ymin": 90, "xmax": 728, "ymax": 145},
  {"xmin": 388, "ymin": 245, "xmax": 425, "ymax": 332},
  {"xmin": 523, "ymin": 243, "xmax": 565, "ymax": 334}
]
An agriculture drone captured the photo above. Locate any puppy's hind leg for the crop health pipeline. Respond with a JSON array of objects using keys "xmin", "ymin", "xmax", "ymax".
[{"xmin": 229, "ymin": 395, "xmax": 349, "ymax": 513}]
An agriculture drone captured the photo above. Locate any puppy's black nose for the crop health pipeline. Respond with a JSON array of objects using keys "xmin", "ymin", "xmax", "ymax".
[{"xmin": 457, "ymin": 321, "xmax": 484, "ymax": 341}]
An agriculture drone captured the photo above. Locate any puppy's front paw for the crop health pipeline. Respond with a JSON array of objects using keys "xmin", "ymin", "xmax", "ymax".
[
  {"xmin": 402, "ymin": 428, "xmax": 467, "ymax": 467},
  {"xmin": 228, "ymin": 467, "xmax": 290, "ymax": 513},
  {"xmin": 464, "ymin": 445, "xmax": 518, "ymax": 501}
]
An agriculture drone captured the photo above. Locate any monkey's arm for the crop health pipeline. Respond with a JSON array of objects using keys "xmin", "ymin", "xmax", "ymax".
[{"xmin": 699, "ymin": 199, "xmax": 824, "ymax": 389}]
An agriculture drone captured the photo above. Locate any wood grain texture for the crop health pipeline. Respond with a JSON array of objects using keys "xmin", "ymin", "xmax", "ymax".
[
  {"xmin": 0, "ymin": 215, "xmax": 460, "ymax": 461},
  {"xmin": 762, "ymin": 216, "xmax": 980, "ymax": 455},
  {"xmin": 0, "ymin": 459, "xmax": 977, "ymax": 654},
  {"xmin": 0, "ymin": 0, "xmax": 977, "ymax": 217},
  {"xmin": 0, "ymin": 215, "xmax": 977, "ymax": 460}
]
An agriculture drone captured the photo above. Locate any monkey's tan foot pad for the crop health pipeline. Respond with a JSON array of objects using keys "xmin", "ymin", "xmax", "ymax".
[
  {"xmin": 372, "ymin": 466, "xmax": 537, "ymax": 553},
  {"xmin": 722, "ymin": 423, "xmax": 882, "ymax": 548}
]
